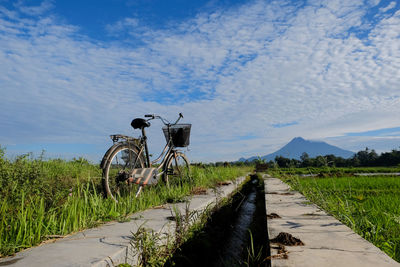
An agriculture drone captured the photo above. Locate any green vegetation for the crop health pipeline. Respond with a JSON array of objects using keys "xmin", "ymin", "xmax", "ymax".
[
  {"xmin": 129, "ymin": 202, "xmax": 211, "ymax": 267},
  {"xmin": 0, "ymin": 147, "xmax": 250, "ymax": 257},
  {"xmin": 277, "ymin": 172, "xmax": 400, "ymax": 262},
  {"xmin": 242, "ymin": 147, "xmax": 400, "ymax": 168},
  {"xmin": 269, "ymin": 166, "xmax": 400, "ymax": 176}
]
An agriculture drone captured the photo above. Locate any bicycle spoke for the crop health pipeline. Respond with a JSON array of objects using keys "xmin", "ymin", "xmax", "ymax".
[
  {"xmin": 103, "ymin": 144, "xmax": 144, "ymax": 201},
  {"xmin": 164, "ymin": 152, "xmax": 190, "ymax": 187}
]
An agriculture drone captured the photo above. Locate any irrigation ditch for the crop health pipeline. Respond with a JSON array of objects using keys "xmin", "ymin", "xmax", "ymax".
[{"xmin": 163, "ymin": 174, "xmax": 271, "ymax": 267}]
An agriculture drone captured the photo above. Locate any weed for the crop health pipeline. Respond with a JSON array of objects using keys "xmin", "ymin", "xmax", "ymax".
[
  {"xmin": 130, "ymin": 225, "xmax": 167, "ymax": 267},
  {"xmin": 243, "ymin": 230, "xmax": 268, "ymax": 267},
  {"xmin": 130, "ymin": 203, "xmax": 202, "ymax": 266}
]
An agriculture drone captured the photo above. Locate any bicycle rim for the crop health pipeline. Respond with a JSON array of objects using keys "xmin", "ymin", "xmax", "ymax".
[
  {"xmin": 164, "ymin": 152, "xmax": 190, "ymax": 187},
  {"xmin": 103, "ymin": 144, "xmax": 144, "ymax": 201}
]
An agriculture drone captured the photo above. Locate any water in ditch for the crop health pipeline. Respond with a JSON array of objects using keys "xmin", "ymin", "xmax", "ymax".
[{"xmin": 165, "ymin": 174, "xmax": 270, "ymax": 267}]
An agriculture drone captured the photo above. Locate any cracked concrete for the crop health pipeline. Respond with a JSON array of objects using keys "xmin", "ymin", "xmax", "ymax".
[
  {"xmin": 0, "ymin": 176, "xmax": 246, "ymax": 267},
  {"xmin": 264, "ymin": 175, "xmax": 399, "ymax": 267}
]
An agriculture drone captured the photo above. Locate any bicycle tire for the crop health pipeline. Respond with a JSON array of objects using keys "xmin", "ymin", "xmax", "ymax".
[
  {"xmin": 163, "ymin": 152, "xmax": 191, "ymax": 187},
  {"xmin": 102, "ymin": 142, "xmax": 145, "ymax": 201}
]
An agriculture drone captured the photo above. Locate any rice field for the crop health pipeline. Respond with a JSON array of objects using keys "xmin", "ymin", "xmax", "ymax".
[
  {"xmin": 280, "ymin": 172, "xmax": 400, "ymax": 262},
  {"xmin": 270, "ymin": 166, "xmax": 400, "ymax": 176}
]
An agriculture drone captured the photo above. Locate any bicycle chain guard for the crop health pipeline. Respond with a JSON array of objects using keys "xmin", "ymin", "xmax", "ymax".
[{"xmin": 128, "ymin": 168, "xmax": 159, "ymax": 186}]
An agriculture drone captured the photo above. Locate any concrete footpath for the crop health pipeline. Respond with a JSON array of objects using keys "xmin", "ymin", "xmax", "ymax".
[
  {"xmin": 264, "ymin": 175, "xmax": 400, "ymax": 267},
  {"xmin": 0, "ymin": 176, "xmax": 246, "ymax": 267}
]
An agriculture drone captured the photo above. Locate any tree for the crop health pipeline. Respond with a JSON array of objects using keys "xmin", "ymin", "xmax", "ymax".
[
  {"xmin": 275, "ymin": 156, "xmax": 291, "ymax": 168},
  {"xmin": 300, "ymin": 152, "xmax": 312, "ymax": 167}
]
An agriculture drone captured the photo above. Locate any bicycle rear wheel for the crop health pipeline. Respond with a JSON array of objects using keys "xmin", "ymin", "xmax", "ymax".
[
  {"xmin": 163, "ymin": 152, "xmax": 191, "ymax": 187},
  {"xmin": 102, "ymin": 143, "xmax": 145, "ymax": 201}
]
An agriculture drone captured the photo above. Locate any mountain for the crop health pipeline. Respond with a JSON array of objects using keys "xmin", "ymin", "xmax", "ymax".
[{"xmin": 240, "ymin": 137, "xmax": 354, "ymax": 162}]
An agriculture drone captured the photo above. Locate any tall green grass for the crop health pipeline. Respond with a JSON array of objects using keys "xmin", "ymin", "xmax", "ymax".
[
  {"xmin": 282, "ymin": 174, "xmax": 400, "ymax": 262},
  {"xmin": 0, "ymin": 148, "xmax": 251, "ymax": 257}
]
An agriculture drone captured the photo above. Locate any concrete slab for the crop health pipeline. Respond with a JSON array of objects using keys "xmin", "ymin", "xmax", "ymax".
[
  {"xmin": 264, "ymin": 175, "xmax": 399, "ymax": 267},
  {"xmin": 0, "ymin": 176, "xmax": 246, "ymax": 267}
]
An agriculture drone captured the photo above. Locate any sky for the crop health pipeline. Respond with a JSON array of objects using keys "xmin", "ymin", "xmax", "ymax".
[{"xmin": 0, "ymin": 0, "xmax": 399, "ymax": 163}]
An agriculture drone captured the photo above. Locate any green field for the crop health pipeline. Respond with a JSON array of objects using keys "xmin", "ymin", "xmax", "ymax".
[
  {"xmin": 270, "ymin": 166, "xmax": 400, "ymax": 176},
  {"xmin": 279, "ymin": 172, "xmax": 400, "ymax": 262},
  {"xmin": 0, "ymin": 149, "xmax": 251, "ymax": 257}
]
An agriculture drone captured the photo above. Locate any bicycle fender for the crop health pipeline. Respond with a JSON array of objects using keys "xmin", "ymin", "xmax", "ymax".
[
  {"xmin": 100, "ymin": 143, "xmax": 118, "ymax": 170},
  {"xmin": 163, "ymin": 152, "xmax": 174, "ymax": 171}
]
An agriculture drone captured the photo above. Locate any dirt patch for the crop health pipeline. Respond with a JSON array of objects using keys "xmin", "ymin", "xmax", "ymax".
[
  {"xmin": 270, "ymin": 232, "xmax": 304, "ymax": 246},
  {"xmin": 216, "ymin": 181, "xmax": 231, "ymax": 186},
  {"xmin": 152, "ymin": 204, "xmax": 168, "ymax": 209},
  {"xmin": 191, "ymin": 187, "xmax": 208, "ymax": 195},
  {"xmin": 267, "ymin": 213, "xmax": 281, "ymax": 219},
  {"xmin": 268, "ymin": 244, "xmax": 288, "ymax": 259}
]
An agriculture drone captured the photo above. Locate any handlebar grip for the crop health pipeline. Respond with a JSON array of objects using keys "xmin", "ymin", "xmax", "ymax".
[
  {"xmin": 179, "ymin": 113, "xmax": 184, "ymax": 118},
  {"xmin": 145, "ymin": 114, "xmax": 154, "ymax": 118}
]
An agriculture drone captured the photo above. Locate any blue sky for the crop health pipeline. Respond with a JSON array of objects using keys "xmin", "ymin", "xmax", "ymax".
[{"xmin": 1, "ymin": 0, "xmax": 400, "ymax": 162}]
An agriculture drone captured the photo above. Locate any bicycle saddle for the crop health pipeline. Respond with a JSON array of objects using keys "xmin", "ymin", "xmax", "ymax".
[{"xmin": 131, "ymin": 118, "xmax": 150, "ymax": 129}]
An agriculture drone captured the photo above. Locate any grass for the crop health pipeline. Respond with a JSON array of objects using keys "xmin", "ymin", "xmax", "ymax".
[
  {"xmin": 269, "ymin": 166, "xmax": 400, "ymax": 176},
  {"xmin": 129, "ymin": 202, "xmax": 207, "ymax": 267},
  {"xmin": 278, "ymin": 172, "xmax": 400, "ymax": 262},
  {"xmin": 0, "ymin": 148, "xmax": 251, "ymax": 257}
]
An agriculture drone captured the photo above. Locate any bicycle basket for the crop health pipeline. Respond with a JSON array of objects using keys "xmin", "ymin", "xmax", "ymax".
[{"xmin": 162, "ymin": 124, "xmax": 191, "ymax": 147}]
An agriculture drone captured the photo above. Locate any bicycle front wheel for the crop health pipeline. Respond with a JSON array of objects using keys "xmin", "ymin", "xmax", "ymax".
[
  {"xmin": 102, "ymin": 143, "xmax": 145, "ymax": 201},
  {"xmin": 163, "ymin": 152, "xmax": 191, "ymax": 187}
]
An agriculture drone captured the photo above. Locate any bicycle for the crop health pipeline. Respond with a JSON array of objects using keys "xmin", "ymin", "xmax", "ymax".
[{"xmin": 100, "ymin": 113, "xmax": 191, "ymax": 201}]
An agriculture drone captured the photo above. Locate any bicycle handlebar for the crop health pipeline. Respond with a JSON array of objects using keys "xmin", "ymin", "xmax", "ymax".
[{"xmin": 145, "ymin": 113, "xmax": 183, "ymax": 126}]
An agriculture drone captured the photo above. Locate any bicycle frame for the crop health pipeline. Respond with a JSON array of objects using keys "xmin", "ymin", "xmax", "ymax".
[{"xmin": 134, "ymin": 124, "xmax": 179, "ymax": 177}]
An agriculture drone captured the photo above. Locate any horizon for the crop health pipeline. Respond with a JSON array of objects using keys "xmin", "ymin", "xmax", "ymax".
[
  {"xmin": 1, "ymin": 0, "xmax": 400, "ymax": 163},
  {"xmin": 2, "ymin": 136, "xmax": 398, "ymax": 164}
]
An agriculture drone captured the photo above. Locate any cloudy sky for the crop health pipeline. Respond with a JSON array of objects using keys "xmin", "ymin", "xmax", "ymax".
[{"xmin": 0, "ymin": 0, "xmax": 399, "ymax": 163}]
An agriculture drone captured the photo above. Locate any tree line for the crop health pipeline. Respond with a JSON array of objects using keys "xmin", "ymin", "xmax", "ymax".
[
  {"xmin": 193, "ymin": 147, "xmax": 400, "ymax": 168},
  {"xmin": 259, "ymin": 147, "xmax": 400, "ymax": 168}
]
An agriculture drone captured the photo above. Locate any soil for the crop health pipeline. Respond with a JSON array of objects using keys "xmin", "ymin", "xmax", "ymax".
[
  {"xmin": 216, "ymin": 181, "xmax": 231, "ymax": 186},
  {"xmin": 267, "ymin": 213, "xmax": 281, "ymax": 219},
  {"xmin": 270, "ymin": 232, "xmax": 304, "ymax": 246},
  {"xmin": 190, "ymin": 187, "xmax": 208, "ymax": 195},
  {"xmin": 268, "ymin": 244, "xmax": 289, "ymax": 259}
]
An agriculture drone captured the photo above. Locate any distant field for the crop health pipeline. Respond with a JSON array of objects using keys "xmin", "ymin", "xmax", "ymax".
[
  {"xmin": 279, "ymin": 173, "xmax": 400, "ymax": 262},
  {"xmin": 270, "ymin": 166, "xmax": 400, "ymax": 176},
  {"xmin": 0, "ymin": 149, "xmax": 251, "ymax": 257}
]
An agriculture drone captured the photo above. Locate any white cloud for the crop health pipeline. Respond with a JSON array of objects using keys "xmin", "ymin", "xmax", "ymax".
[
  {"xmin": 105, "ymin": 18, "xmax": 139, "ymax": 36},
  {"xmin": 379, "ymin": 1, "xmax": 397, "ymax": 13},
  {"xmin": 0, "ymin": 0, "xmax": 400, "ymax": 162},
  {"xmin": 14, "ymin": 0, "xmax": 54, "ymax": 16}
]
